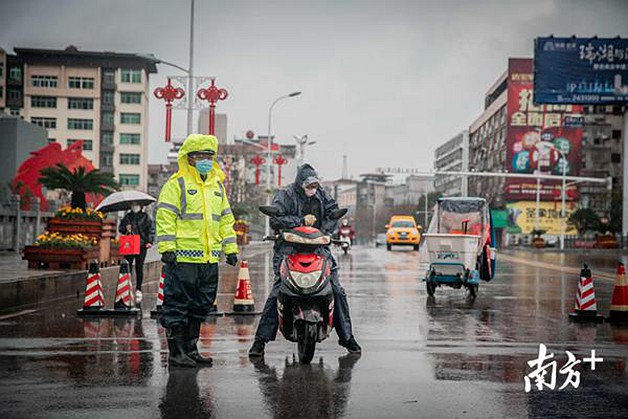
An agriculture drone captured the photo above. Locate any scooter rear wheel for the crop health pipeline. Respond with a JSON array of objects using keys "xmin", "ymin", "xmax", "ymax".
[{"xmin": 297, "ymin": 322, "xmax": 317, "ymax": 364}]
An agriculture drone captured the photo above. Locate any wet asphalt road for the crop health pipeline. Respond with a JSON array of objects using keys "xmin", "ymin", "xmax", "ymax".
[{"xmin": 0, "ymin": 245, "xmax": 627, "ymax": 418}]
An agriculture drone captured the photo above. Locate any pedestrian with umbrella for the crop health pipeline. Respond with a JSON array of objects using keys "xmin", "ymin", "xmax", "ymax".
[{"xmin": 97, "ymin": 191, "xmax": 157, "ymax": 302}]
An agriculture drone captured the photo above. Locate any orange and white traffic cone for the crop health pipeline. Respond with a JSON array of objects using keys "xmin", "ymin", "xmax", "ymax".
[
  {"xmin": 77, "ymin": 260, "xmax": 105, "ymax": 316},
  {"xmin": 607, "ymin": 262, "xmax": 628, "ymax": 323},
  {"xmin": 114, "ymin": 259, "xmax": 138, "ymax": 313},
  {"xmin": 569, "ymin": 264, "xmax": 604, "ymax": 323},
  {"xmin": 228, "ymin": 260, "xmax": 259, "ymax": 314},
  {"xmin": 150, "ymin": 266, "xmax": 166, "ymax": 318}
]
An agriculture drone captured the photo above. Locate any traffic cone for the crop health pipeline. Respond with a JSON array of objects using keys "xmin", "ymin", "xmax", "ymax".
[
  {"xmin": 150, "ymin": 266, "xmax": 166, "ymax": 318},
  {"xmin": 228, "ymin": 260, "xmax": 260, "ymax": 315},
  {"xmin": 114, "ymin": 259, "xmax": 138, "ymax": 312},
  {"xmin": 607, "ymin": 262, "xmax": 628, "ymax": 323},
  {"xmin": 77, "ymin": 260, "xmax": 105, "ymax": 316},
  {"xmin": 569, "ymin": 264, "xmax": 604, "ymax": 323}
]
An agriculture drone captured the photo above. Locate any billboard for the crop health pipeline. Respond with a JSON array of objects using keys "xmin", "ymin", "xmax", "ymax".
[
  {"xmin": 534, "ymin": 37, "xmax": 628, "ymax": 104},
  {"xmin": 506, "ymin": 201, "xmax": 577, "ymax": 235},
  {"xmin": 505, "ymin": 58, "xmax": 583, "ymax": 202}
]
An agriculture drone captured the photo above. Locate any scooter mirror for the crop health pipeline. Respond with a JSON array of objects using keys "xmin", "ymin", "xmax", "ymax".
[
  {"xmin": 328, "ymin": 208, "xmax": 348, "ymax": 220},
  {"xmin": 259, "ymin": 205, "xmax": 282, "ymax": 217}
]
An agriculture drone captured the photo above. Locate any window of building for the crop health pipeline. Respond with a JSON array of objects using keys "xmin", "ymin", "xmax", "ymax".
[
  {"xmin": 119, "ymin": 174, "xmax": 140, "ymax": 185},
  {"xmin": 8, "ymin": 87, "xmax": 21, "ymax": 100},
  {"xmin": 31, "ymin": 117, "xmax": 57, "ymax": 129},
  {"xmin": 102, "ymin": 112, "xmax": 114, "ymax": 126},
  {"xmin": 101, "ymin": 132, "xmax": 113, "ymax": 146},
  {"xmin": 120, "ymin": 92, "xmax": 142, "ymax": 104},
  {"xmin": 31, "ymin": 75, "xmax": 58, "ymax": 88},
  {"xmin": 31, "ymin": 96, "xmax": 57, "ymax": 108},
  {"xmin": 9, "ymin": 66, "xmax": 21, "ymax": 81},
  {"xmin": 68, "ymin": 76, "xmax": 94, "ymax": 89},
  {"xmin": 612, "ymin": 153, "xmax": 621, "ymax": 163},
  {"xmin": 121, "ymin": 69, "xmax": 142, "ymax": 83},
  {"xmin": 48, "ymin": 138, "xmax": 56, "ymax": 143},
  {"xmin": 67, "ymin": 118, "xmax": 93, "ymax": 130},
  {"xmin": 120, "ymin": 153, "xmax": 140, "ymax": 165},
  {"xmin": 120, "ymin": 133, "xmax": 141, "ymax": 145},
  {"xmin": 103, "ymin": 69, "xmax": 115, "ymax": 85},
  {"xmin": 120, "ymin": 112, "xmax": 141, "ymax": 124},
  {"xmin": 68, "ymin": 97, "xmax": 94, "ymax": 110},
  {"xmin": 0, "ymin": 86, "xmax": 3, "ymax": 98},
  {"xmin": 0, "ymin": 62, "xmax": 3, "ymax": 77},
  {"xmin": 102, "ymin": 90, "xmax": 114, "ymax": 105},
  {"xmin": 9, "ymin": 108, "xmax": 20, "ymax": 116},
  {"xmin": 612, "ymin": 130, "xmax": 622, "ymax": 140},
  {"xmin": 101, "ymin": 152, "xmax": 113, "ymax": 167},
  {"xmin": 67, "ymin": 139, "xmax": 93, "ymax": 151}
]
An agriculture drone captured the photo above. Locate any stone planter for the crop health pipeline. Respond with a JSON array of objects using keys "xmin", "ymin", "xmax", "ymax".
[{"xmin": 22, "ymin": 246, "xmax": 100, "ymax": 270}]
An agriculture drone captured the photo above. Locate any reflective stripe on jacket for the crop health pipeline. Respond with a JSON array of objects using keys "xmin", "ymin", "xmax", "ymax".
[{"xmin": 156, "ymin": 134, "xmax": 238, "ymax": 263}]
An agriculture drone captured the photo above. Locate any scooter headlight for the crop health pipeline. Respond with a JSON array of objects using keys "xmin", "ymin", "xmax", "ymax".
[{"xmin": 289, "ymin": 270, "xmax": 322, "ymax": 289}]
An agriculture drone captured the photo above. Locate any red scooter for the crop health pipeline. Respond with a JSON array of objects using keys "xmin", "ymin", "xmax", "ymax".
[{"xmin": 260, "ymin": 205, "xmax": 348, "ymax": 363}]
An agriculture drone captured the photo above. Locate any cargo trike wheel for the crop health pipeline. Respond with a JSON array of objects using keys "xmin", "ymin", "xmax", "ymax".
[{"xmin": 426, "ymin": 281, "xmax": 436, "ymax": 296}]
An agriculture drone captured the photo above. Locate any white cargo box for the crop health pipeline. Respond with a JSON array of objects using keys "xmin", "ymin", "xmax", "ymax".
[{"xmin": 422, "ymin": 233, "xmax": 481, "ymax": 273}]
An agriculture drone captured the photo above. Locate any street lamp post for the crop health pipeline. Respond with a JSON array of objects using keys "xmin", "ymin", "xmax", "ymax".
[{"xmin": 264, "ymin": 92, "xmax": 301, "ymax": 237}]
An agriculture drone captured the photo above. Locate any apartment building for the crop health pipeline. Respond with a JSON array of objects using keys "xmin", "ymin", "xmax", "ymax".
[
  {"xmin": 434, "ymin": 130, "xmax": 469, "ymax": 197},
  {"xmin": 1, "ymin": 46, "xmax": 157, "ymax": 191}
]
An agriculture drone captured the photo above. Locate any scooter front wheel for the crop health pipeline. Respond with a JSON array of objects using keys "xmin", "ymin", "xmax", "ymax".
[{"xmin": 297, "ymin": 322, "xmax": 317, "ymax": 364}]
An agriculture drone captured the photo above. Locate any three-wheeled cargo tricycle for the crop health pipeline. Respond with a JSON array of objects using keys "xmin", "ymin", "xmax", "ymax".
[{"xmin": 420, "ymin": 197, "xmax": 496, "ymax": 297}]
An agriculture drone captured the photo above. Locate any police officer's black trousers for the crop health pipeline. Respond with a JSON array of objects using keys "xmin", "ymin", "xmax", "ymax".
[
  {"xmin": 254, "ymin": 254, "xmax": 354, "ymax": 343},
  {"xmin": 160, "ymin": 262, "xmax": 218, "ymax": 329}
]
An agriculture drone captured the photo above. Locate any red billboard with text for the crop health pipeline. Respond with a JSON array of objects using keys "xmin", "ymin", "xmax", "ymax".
[{"xmin": 504, "ymin": 58, "xmax": 583, "ymax": 202}]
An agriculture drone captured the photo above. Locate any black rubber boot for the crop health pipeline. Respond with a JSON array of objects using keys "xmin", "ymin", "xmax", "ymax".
[
  {"xmin": 186, "ymin": 318, "xmax": 213, "ymax": 365},
  {"xmin": 248, "ymin": 338, "xmax": 266, "ymax": 357},
  {"xmin": 339, "ymin": 335, "xmax": 362, "ymax": 354},
  {"xmin": 167, "ymin": 326, "xmax": 196, "ymax": 368}
]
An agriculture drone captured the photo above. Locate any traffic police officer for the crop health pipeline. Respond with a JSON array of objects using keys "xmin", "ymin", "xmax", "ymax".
[{"xmin": 156, "ymin": 134, "xmax": 239, "ymax": 368}]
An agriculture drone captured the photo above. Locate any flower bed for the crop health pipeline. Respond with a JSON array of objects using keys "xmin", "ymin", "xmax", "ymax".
[{"xmin": 23, "ymin": 245, "xmax": 99, "ymax": 270}]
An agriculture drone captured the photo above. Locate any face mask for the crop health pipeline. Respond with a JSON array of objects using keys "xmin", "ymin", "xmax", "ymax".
[
  {"xmin": 131, "ymin": 205, "xmax": 141, "ymax": 213},
  {"xmin": 304, "ymin": 187, "xmax": 317, "ymax": 198},
  {"xmin": 342, "ymin": 220, "xmax": 348, "ymax": 226},
  {"xmin": 195, "ymin": 159, "xmax": 212, "ymax": 175}
]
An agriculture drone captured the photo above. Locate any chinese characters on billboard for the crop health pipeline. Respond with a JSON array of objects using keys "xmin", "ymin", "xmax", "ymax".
[
  {"xmin": 534, "ymin": 37, "xmax": 628, "ymax": 104},
  {"xmin": 505, "ymin": 58, "xmax": 584, "ymax": 202}
]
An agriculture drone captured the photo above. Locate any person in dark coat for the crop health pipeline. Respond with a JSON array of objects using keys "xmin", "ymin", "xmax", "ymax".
[
  {"xmin": 249, "ymin": 164, "xmax": 361, "ymax": 357},
  {"xmin": 119, "ymin": 202, "xmax": 155, "ymax": 302}
]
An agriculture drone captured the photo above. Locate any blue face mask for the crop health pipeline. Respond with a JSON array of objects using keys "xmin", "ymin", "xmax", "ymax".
[{"xmin": 195, "ymin": 159, "xmax": 212, "ymax": 174}]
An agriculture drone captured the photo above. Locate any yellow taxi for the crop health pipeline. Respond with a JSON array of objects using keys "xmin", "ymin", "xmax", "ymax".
[{"xmin": 386, "ymin": 215, "xmax": 421, "ymax": 251}]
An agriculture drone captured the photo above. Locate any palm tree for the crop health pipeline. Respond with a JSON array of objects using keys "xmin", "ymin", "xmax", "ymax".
[{"xmin": 39, "ymin": 164, "xmax": 119, "ymax": 211}]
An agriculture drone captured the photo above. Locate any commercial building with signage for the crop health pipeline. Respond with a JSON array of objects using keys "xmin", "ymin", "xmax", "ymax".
[{"xmin": 434, "ymin": 130, "xmax": 469, "ymax": 197}]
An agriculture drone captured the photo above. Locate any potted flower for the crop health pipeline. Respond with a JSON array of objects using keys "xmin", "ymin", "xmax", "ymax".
[{"xmin": 23, "ymin": 231, "xmax": 99, "ymax": 270}]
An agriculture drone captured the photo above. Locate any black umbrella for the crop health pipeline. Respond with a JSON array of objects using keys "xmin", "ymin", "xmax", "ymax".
[{"xmin": 96, "ymin": 191, "xmax": 157, "ymax": 213}]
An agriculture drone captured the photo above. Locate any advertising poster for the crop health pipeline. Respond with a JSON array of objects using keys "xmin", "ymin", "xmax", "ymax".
[
  {"xmin": 504, "ymin": 58, "xmax": 583, "ymax": 202},
  {"xmin": 506, "ymin": 201, "xmax": 577, "ymax": 235},
  {"xmin": 534, "ymin": 37, "xmax": 628, "ymax": 104}
]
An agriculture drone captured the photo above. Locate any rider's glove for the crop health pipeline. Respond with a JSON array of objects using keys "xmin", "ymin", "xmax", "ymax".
[
  {"xmin": 226, "ymin": 253, "xmax": 239, "ymax": 267},
  {"xmin": 303, "ymin": 214, "xmax": 317, "ymax": 226},
  {"xmin": 161, "ymin": 251, "xmax": 176, "ymax": 264}
]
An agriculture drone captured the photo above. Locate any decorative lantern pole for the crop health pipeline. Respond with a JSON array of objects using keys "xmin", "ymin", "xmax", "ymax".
[
  {"xmin": 196, "ymin": 78, "xmax": 229, "ymax": 135},
  {"xmin": 273, "ymin": 154, "xmax": 288, "ymax": 186},
  {"xmin": 153, "ymin": 78, "xmax": 185, "ymax": 142},
  {"xmin": 251, "ymin": 155, "xmax": 266, "ymax": 185}
]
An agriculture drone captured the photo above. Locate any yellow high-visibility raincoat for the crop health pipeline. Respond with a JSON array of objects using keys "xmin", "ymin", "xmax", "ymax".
[{"xmin": 156, "ymin": 134, "xmax": 238, "ymax": 263}]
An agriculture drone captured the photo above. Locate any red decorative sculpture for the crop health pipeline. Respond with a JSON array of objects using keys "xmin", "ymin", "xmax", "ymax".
[
  {"xmin": 196, "ymin": 78, "xmax": 228, "ymax": 135},
  {"xmin": 250, "ymin": 155, "xmax": 266, "ymax": 185},
  {"xmin": 12, "ymin": 141, "xmax": 95, "ymax": 211},
  {"xmin": 154, "ymin": 78, "xmax": 185, "ymax": 142},
  {"xmin": 273, "ymin": 154, "xmax": 288, "ymax": 186}
]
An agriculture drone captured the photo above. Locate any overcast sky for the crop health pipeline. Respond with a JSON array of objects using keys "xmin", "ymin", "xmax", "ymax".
[{"xmin": 1, "ymin": 0, "xmax": 626, "ymax": 180}]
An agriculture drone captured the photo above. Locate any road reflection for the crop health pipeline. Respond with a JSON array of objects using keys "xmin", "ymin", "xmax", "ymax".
[
  {"xmin": 251, "ymin": 354, "xmax": 361, "ymax": 419},
  {"xmin": 159, "ymin": 369, "xmax": 213, "ymax": 419}
]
